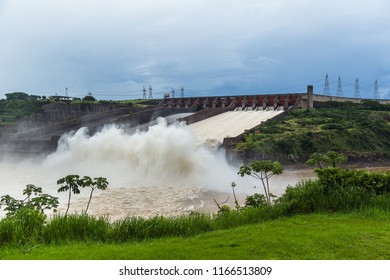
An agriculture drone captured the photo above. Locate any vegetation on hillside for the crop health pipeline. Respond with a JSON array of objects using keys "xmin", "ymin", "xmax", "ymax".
[
  {"xmin": 0, "ymin": 92, "xmax": 155, "ymax": 125},
  {"xmin": 236, "ymin": 104, "xmax": 390, "ymax": 161},
  {"xmin": 0, "ymin": 92, "xmax": 49, "ymax": 123}
]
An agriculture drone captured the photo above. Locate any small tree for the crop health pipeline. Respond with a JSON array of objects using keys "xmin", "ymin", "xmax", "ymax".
[
  {"xmin": 82, "ymin": 176, "xmax": 109, "ymax": 214},
  {"xmin": 57, "ymin": 175, "xmax": 82, "ymax": 216},
  {"xmin": 306, "ymin": 152, "xmax": 325, "ymax": 169},
  {"xmin": 0, "ymin": 184, "xmax": 58, "ymax": 217},
  {"xmin": 324, "ymin": 150, "xmax": 348, "ymax": 168},
  {"xmin": 306, "ymin": 151, "xmax": 348, "ymax": 169},
  {"xmin": 238, "ymin": 160, "xmax": 283, "ymax": 204},
  {"xmin": 57, "ymin": 175, "xmax": 109, "ymax": 216},
  {"xmin": 245, "ymin": 193, "xmax": 267, "ymax": 208}
]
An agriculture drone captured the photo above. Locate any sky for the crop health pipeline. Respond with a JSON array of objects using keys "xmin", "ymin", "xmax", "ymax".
[{"xmin": 1, "ymin": 0, "xmax": 390, "ymax": 100}]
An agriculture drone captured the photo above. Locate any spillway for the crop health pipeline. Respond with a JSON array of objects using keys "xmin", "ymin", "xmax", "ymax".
[{"xmin": 188, "ymin": 110, "xmax": 284, "ymax": 145}]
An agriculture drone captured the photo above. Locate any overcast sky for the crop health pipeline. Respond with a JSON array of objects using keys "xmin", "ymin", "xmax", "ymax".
[{"xmin": 1, "ymin": 0, "xmax": 390, "ymax": 100}]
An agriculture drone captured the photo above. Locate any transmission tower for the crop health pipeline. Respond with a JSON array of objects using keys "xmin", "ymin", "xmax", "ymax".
[
  {"xmin": 336, "ymin": 76, "xmax": 343, "ymax": 97},
  {"xmin": 148, "ymin": 85, "xmax": 153, "ymax": 99},
  {"xmin": 323, "ymin": 73, "xmax": 330, "ymax": 96},
  {"xmin": 142, "ymin": 87, "xmax": 147, "ymax": 99},
  {"xmin": 171, "ymin": 88, "xmax": 175, "ymax": 98},
  {"xmin": 374, "ymin": 80, "xmax": 380, "ymax": 99},
  {"xmin": 354, "ymin": 78, "xmax": 360, "ymax": 98},
  {"xmin": 180, "ymin": 86, "xmax": 184, "ymax": 98}
]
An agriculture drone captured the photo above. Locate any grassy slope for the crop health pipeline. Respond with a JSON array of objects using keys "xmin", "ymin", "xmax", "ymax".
[
  {"xmin": 236, "ymin": 108, "xmax": 390, "ymax": 161},
  {"xmin": 2, "ymin": 213, "xmax": 390, "ymax": 260}
]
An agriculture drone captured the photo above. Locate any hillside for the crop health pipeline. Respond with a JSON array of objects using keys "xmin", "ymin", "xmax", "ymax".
[
  {"xmin": 235, "ymin": 103, "xmax": 390, "ymax": 163},
  {"xmin": 0, "ymin": 92, "xmax": 156, "ymax": 134}
]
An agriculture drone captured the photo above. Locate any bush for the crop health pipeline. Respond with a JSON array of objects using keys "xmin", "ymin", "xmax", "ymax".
[
  {"xmin": 245, "ymin": 193, "xmax": 267, "ymax": 208},
  {"xmin": 315, "ymin": 167, "xmax": 390, "ymax": 195},
  {"xmin": 275, "ymin": 168, "xmax": 390, "ymax": 215},
  {"xmin": 0, "ymin": 208, "xmax": 46, "ymax": 245},
  {"xmin": 275, "ymin": 180, "xmax": 325, "ymax": 215}
]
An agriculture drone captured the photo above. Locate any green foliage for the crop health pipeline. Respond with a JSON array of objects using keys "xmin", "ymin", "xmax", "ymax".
[
  {"xmin": 306, "ymin": 151, "xmax": 348, "ymax": 168},
  {"xmin": 276, "ymin": 168, "xmax": 390, "ymax": 215},
  {"xmin": 315, "ymin": 167, "xmax": 390, "ymax": 195},
  {"xmin": 84, "ymin": 176, "xmax": 108, "ymax": 214},
  {"xmin": 245, "ymin": 193, "xmax": 267, "ymax": 208},
  {"xmin": 275, "ymin": 180, "xmax": 325, "ymax": 215},
  {"xmin": 57, "ymin": 175, "xmax": 109, "ymax": 216},
  {"xmin": 0, "ymin": 184, "xmax": 58, "ymax": 217},
  {"xmin": 236, "ymin": 108, "xmax": 390, "ymax": 161},
  {"xmin": 57, "ymin": 175, "xmax": 82, "ymax": 216},
  {"xmin": 5, "ymin": 92, "xmax": 30, "ymax": 100},
  {"xmin": 82, "ymin": 95, "xmax": 96, "ymax": 102},
  {"xmin": 0, "ymin": 207, "xmax": 46, "ymax": 245},
  {"xmin": 0, "ymin": 185, "xmax": 58, "ymax": 246},
  {"xmin": 306, "ymin": 152, "xmax": 325, "ymax": 168},
  {"xmin": 238, "ymin": 160, "xmax": 282, "ymax": 203},
  {"xmin": 0, "ymin": 92, "xmax": 49, "ymax": 122},
  {"xmin": 42, "ymin": 214, "xmax": 112, "ymax": 244},
  {"xmin": 111, "ymin": 214, "xmax": 213, "ymax": 242}
]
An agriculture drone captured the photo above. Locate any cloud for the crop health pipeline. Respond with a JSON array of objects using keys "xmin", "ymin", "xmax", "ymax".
[{"xmin": 0, "ymin": 0, "xmax": 390, "ymax": 99}]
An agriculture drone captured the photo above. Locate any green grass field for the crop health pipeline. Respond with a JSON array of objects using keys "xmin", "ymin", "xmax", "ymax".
[{"xmin": 1, "ymin": 212, "xmax": 389, "ymax": 260}]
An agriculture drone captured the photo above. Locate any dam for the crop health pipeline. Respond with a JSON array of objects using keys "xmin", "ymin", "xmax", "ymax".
[
  {"xmin": 2, "ymin": 84, "xmax": 388, "ymax": 156},
  {"xmin": 0, "ymin": 90, "xmax": 302, "ymax": 156}
]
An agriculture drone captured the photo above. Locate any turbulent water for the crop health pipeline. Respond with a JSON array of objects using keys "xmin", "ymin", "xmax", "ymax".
[{"xmin": 0, "ymin": 117, "xmax": 311, "ymax": 219}]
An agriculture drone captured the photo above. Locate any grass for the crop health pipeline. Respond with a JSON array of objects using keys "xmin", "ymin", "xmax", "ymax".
[{"xmin": 1, "ymin": 212, "xmax": 390, "ymax": 260}]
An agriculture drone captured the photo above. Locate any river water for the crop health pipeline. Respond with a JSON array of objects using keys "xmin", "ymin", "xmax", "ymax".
[{"xmin": 0, "ymin": 116, "xmax": 313, "ymax": 220}]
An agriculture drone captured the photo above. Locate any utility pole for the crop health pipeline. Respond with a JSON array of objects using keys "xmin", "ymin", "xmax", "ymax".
[
  {"xmin": 336, "ymin": 76, "xmax": 343, "ymax": 97},
  {"xmin": 374, "ymin": 80, "xmax": 380, "ymax": 99},
  {"xmin": 180, "ymin": 86, "xmax": 184, "ymax": 98},
  {"xmin": 323, "ymin": 73, "xmax": 330, "ymax": 96},
  {"xmin": 354, "ymin": 78, "xmax": 360, "ymax": 98},
  {"xmin": 171, "ymin": 88, "xmax": 175, "ymax": 99},
  {"xmin": 148, "ymin": 85, "xmax": 153, "ymax": 99},
  {"xmin": 65, "ymin": 87, "xmax": 68, "ymax": 97}
]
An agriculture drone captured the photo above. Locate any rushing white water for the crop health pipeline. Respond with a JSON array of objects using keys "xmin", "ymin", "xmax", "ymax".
[
  {"xmin": 43, "ymin": 118, "xmax": 244, "ymax": 189},
  {"xmin": 189, "ymin": 110, "xmax": 284, "ymax": 145},
  {"xmin": 0, "ymin": 116, "xmax": 311, "ymax": 219}
]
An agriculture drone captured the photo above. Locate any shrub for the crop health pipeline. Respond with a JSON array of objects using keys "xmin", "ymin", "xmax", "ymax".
[
  {"xmin": 0, "ymin": 208, "xmax": 46, "ymax": 245},
  {"xmin": 245, "ymin": 193, "xmax": 267, "ymax": 208},
  {"xmin": 275, "ymin": 180, "xmax": 325, "ymax": 215},
  {"xmin": 315, "ymin": 167, "xmax": 390, "ymax": 195}
]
